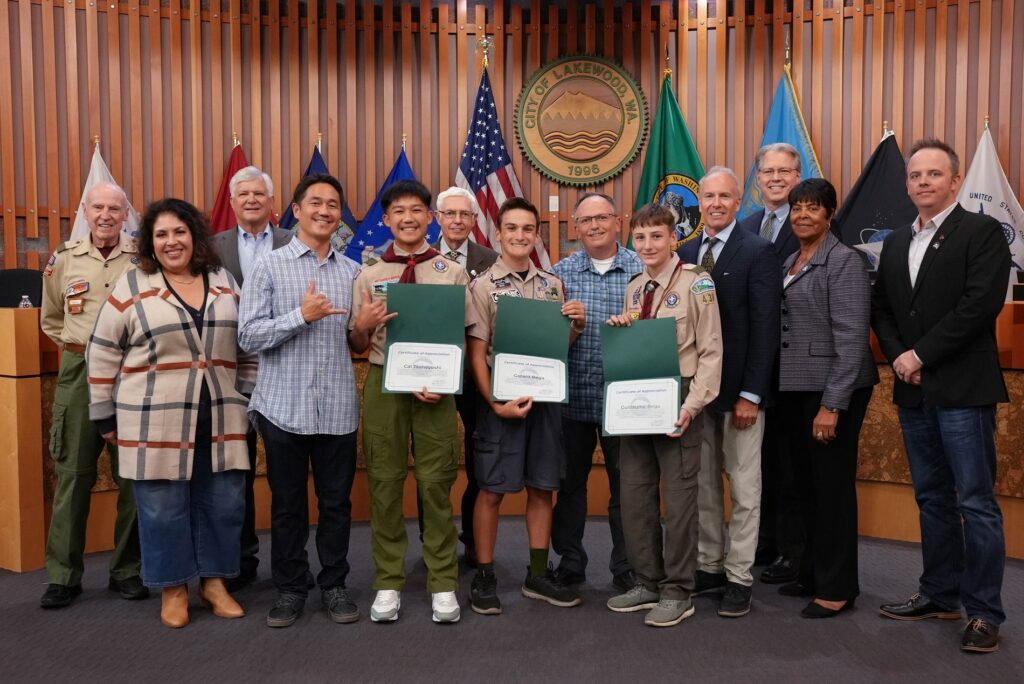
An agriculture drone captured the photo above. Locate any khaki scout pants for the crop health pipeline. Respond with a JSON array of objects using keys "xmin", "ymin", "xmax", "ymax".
[
  {"xmin": 45, "ymin": 351, "xmax": 141, "ymax": 586},
  {"xmin": 362, "ymin": 364, "xmax": 459, "ymax": 593}
]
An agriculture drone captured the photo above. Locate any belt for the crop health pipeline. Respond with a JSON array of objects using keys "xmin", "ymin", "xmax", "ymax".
[{"xmin": 65, "ymin": 343, "xmax": 86, "ymax": 354}]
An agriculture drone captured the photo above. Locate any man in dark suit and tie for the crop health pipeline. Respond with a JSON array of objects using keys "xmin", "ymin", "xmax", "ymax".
[
  {"xmin": 678, "ymin": 167, "xmax": 780, "ymax": 618},
  {"xmin": 212, "ymin": 165, "xmax": 292, "ymax": 591},
  {"xmin": 737, "ymin": 142, "xmax": 804, "ymax": 585},
  {"xmin": 433, "ymin": 186, "xmax": 498, "ymax": 566},
  {"xmin": 873, "ymin": 139, "xmax": 1010, "ymax": 654}
]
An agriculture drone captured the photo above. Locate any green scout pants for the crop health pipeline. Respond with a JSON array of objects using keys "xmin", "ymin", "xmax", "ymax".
[
  {"xmin": 362, "ymin": 364, "xmax": 459, "ymax": 593},
  {"xmin": 45, "ymin": 351, "xmax": 141, "ymax": 586}
]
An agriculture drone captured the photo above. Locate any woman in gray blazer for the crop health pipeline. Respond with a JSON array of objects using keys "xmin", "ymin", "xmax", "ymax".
[{"xmin": 777, "ymin": 179, "xmax": 879, "ymax": 618}]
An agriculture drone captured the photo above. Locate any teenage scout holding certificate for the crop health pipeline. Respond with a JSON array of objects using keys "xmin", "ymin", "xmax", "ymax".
[
  {"xmin": 491, "ymin": 297, "xmax": 570, "ymax": 402},
  {"xmin": 383, "ymin": 283, "xmax": 467, "ymax": 395},
  {"xmin": 601, "ymin": 317, "xmax": 682, "ymax": 435}
]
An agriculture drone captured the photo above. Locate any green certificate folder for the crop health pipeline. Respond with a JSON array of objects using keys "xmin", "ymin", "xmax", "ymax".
[
  {"xmin": 600, "ymin": 318, "xmax": 681, "ymax": 435},
  {"xmin": 382, "ymin": 283, "xmax": 466, "ymax": 395},
  {"xmin": 491, "ymin": 297, "xmax": 569, "ymax": 403}
]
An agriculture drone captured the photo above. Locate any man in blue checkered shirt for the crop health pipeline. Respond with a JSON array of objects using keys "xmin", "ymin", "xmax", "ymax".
[{"xmin": 551, "ymin": 192, "xmax": 643, "ymax": 593}]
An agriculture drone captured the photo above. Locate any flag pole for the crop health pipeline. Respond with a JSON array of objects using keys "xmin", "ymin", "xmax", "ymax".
[
  {"xmin": 232, "ymin": 131, "xmax": 239, "ymax": 147},
  {"xmin": 477, "ymin": 35, "xmax": 492, "ymax": 70},
  {"xmin": 317, "ymin": 131, "xmax": 323, "ymax": 151}
]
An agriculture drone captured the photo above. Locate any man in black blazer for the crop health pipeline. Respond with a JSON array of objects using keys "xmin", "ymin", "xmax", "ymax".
[
  {"xmin": 872, "ymin": 139, "xmax": 1010, "ymax": 654},
  {"xmin": 737, "ymin": 143, "xmax": 804, "ymax": 585},
  {"xmin": 432, "ymin": 186, "xmax": 498, "ymax": 566},
  {"xmin": 212, "ymin": 165, "xmax": 293, "ymax": 591},
  {"xmin": 678, "ymin": 167, "xmax": 781, "ymax": 618}
]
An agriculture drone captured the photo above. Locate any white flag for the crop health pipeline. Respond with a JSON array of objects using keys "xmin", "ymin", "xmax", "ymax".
[
  {"xmin": 69, "ymin": 144, "xmax": 142, "ymax": 241},
  {"xmin": 957, "ymin": 127, "xmax": 1024, "ymax": 301}
]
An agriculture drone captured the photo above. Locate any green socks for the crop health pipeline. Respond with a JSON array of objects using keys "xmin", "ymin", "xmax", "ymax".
[{"xmin": 529, "ymin": 548, "xmax": 549, "ymax": 577}]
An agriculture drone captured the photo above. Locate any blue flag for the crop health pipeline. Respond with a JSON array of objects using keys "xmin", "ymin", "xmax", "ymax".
[
  {"xmin": 739, "ymin": 67, "xmax": 823, "ymax": 219},
  {"xmin": 344, "ymin": 148, "xmax": 440, "ymax": 264},
  {"xmin": 278, "ymin": 145, "xmax": 359, "ymax": 253}
]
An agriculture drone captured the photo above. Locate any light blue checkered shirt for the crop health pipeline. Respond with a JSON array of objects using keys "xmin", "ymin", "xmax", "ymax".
[
  {"xmin": 238, "ymin": 236, "xmax": 360, "ymax": 435},
  {"xmin": 553, "ymin": 244, "xmax": 643, "ymax": 424}
]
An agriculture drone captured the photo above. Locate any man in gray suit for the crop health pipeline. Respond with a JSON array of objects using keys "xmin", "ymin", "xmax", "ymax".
[
  {"xmin": 433, "ymin": 186, "xmax": 497, "ymax": 565},
  {"xmin": 212, "ymin": 165, "xmax": 292, "ymax": 591}
]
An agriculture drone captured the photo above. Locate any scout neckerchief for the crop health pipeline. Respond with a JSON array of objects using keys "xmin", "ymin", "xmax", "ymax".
[
  {"xmin": 380, "ymin": 244, "xmax": 441, "ymax": 284},
  {"xmin": 640, "ymin": 260, "xmax": 684, "ymax": 320}
]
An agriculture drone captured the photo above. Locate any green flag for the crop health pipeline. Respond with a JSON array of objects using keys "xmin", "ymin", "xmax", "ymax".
[{"xmin": 632, "ymin": 73, "xmax": 705, "ymax": 250}]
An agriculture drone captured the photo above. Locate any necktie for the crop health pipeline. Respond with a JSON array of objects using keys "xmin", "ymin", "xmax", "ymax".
[
  {"xmin": 639, "ymin": 280, "xmax": 657, "ymax": 320},
  {"xmin": 380, "ymin": 245, "xmax": 441, "ymax": 284},
  {"xmin": 760, "ymin": 212, "xmax": 776, "ymax": 242},
  {"xmin": 445, "ymin": 250, "xmax": 461, "ymax": 262},
  {"xmin": 701, "ymin": 236, "xmax": 719, "ymax": 272}
]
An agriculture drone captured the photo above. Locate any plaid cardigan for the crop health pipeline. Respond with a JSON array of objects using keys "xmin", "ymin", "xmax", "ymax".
[{"xmin": 87, "ymin": 267, "xmax": 257, "ymax": 480}]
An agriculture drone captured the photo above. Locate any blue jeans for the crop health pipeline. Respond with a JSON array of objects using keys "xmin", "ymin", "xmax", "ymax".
[{"xmin": 898, "ymin": 402, "xmax": 1005, "ymax": 624}]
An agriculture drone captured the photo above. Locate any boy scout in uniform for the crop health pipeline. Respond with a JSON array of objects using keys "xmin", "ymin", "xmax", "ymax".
[
  {"xmin": 39, "ymin": 183, "xmax": 147, "ymax": 608},
  {"xmin": 605, "ymin": 203, "xmax": 722, "ymax": 628},
  {"xmin": 349, "ymin": 180, "xmax": 468, "ymax": 624},
  {"xmin": 465, "ymin": 197, "xmax": 587, "ymax": 615}
]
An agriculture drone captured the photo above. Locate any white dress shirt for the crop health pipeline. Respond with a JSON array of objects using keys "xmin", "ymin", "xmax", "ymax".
[
  {"xmin": 908, "ymin": 201, "xmax": 958, "ymax": 287},
  {"xmin": 438, "ymin": 236, "xmax": 469, "ymax": 266}
]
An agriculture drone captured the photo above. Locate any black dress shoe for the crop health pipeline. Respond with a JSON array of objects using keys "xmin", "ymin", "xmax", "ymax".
[
  {"xmin": 753, "ymin": 547, "xmax": 777, "ymax": 567},
  {"xmin": 225, "ymin": 570, "xmax": 258, "ymax": 593},
  {"xmin": 961, "ymin": 618, "xmax": 1000, "ymax": 653},
  {"xmin": 760, "ymin": 556, "xmax": 799, "ymax": 585},
  {"xmin": 40, "ymin": 583, "xmax": 82, "ymax": 609},
  {"xmin": 109, "ymin": 576, "xmax": 150, "ymax": 600},
  {"xmin": 801, "ymin": 598, "xmax": 855, "ymax": 619},
  {"xmin": 612, "ymin": 569, "xmax": 638, "ymax": 594},
  {"xmin": 778, "ymin": 581, "xmax": 814, "ymax": 597},
  {"xmin": 879, "ymin": 593, "xmax": 961, "ymax": 621}
]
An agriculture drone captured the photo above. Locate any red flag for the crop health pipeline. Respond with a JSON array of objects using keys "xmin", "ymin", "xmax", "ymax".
[{"xmin": 209, "ymin": 143, "xmax": 250, "ymax": 233}]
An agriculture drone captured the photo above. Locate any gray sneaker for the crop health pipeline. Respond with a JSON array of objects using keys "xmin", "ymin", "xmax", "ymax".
[
  {"xmin": 644, "ymin": 598, "xmax": 695, "ymax": 627},
  {"xmin": 607, "ymin": 584, "xmax": 660, "ymax": 613}
]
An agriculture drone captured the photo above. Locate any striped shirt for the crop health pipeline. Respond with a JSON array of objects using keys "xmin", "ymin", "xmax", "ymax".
[
  {"xmin": 553, "ymin": 244, "xmax": 643, "ymax": 424},
  {"xmin": 238, "ymin": 236, "xmax": 360, "ymax": 435}
]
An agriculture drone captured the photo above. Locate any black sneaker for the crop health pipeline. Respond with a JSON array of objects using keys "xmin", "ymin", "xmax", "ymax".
[
  {"xmin": 108, "ymin": 575, "xmax": 149, "ymax": 600},
  {"xmin": 266, "ymin": 593, "xmax": 305, "ymax": 628},
  {"xmin": 612, "ymin": 569, "xmax": 638, "ymax": 594},
  {"xmin": 521, "ymin": 565, "xmax": 582, "ymax": 608},
  {"xmin": 40, "ymin": 583, "xmax": 82, "ymax": 609},
  {"xmin": 552, "ymin": 566, "xmax": 586, "ymax": 586},
  {"xmin": 470, "ymin": 568, "xmax": 502, "ymax": 615},
  {"xmin": 718, "ymin": 582, "xmax": 752, "ymax": 617},
  {"xmin": 693, "ymin": 570, "xmax": 728, "ymax": 596},
  {"xmin": 321, "ymin": 587, "xmax": 359, "ymax": 624}
]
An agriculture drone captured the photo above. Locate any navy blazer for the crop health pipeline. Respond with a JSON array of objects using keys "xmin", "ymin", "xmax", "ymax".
[
  {"xmin": 871, "ymin": 204, "xmax": 1009, "ymax": 408},
  {"xmin": 678, "ymin": 224, "xmax": 781, "ymax": 412},
  {"xmin": 738, "ymin": 208, "xmax": 799, "ymax": 266},
  {"xmin": 779, "ymin": 232, "xmax": 879, "ymax": 409}
]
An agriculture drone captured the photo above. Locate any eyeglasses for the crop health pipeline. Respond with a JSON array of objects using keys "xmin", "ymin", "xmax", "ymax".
[
  {"xmin": 438, "ymin": 210, "xmax": 476, "ymax": 221},
  {"xmin": 758, "ymin": 167, "xmax": 798, "ymax": 178},
  {"xmin": 574, "ymin": 213, "xmax": 616, "ymax": 227}
]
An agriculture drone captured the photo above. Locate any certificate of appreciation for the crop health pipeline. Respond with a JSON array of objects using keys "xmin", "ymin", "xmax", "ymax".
[
  {"xmin": 383, "ymin": 343, "xmax": 463, "ymax": 394},
  {"xmin": 492, "ymin": 353, "xmax": 567, "ymax": 403},
  {"xmin": 603, "ymin": 378, "xmax": 681, "ymax": 435}
]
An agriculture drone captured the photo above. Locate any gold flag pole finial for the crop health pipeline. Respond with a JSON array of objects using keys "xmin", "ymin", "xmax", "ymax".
[
  {"xmin": 93, "ymin": 134, "xmax": 100, "ymax": 148},
  {"xmin": 785, "ymin": 28, "xmax": 792, "ymax": 68},
  {"xmin": 317, "ymin": 131, "xmax": 323, "ymax": 149},
  {"xmin": 232, "ymin": 131, "xmax": 239, "ymax": 146},
  {"xmin": 664, "ymin": 42, "xmax": 671, "ymax": 77},
  {"xmin": 478, "ymin": 36, "xmax": 493, "ymax": 69},
  {"xmin": 402, "ymin": 133, "xmax": 407, "ymax": 151},
  {"xmin": 984, "ymin": 116, "xmax": 990, "ymax": 130},
  {"xmin": 883, "ymin": 120, "xmax": 889, "ymax": 136}
]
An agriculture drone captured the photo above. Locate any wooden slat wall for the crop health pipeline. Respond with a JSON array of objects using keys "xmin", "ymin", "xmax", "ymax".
[{"xmin": 2, "ymin": 0, "xmax": 1023, "ymax": 266}]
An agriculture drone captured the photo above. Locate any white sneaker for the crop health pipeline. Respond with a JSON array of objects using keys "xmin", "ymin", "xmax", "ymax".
[
  {"xmin": 370, "ymin": 590, "xmax": 401, "ymax": 622},
  {"xmin": 431, "ymin": 591, "xmax": 461, "ymax": 623}
]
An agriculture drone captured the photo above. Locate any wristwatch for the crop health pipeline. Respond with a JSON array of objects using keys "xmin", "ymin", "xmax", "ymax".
[
  {"xmin": 570, "ymin": 319, "xmax": 585, "ymax": 333},
  {"xmin": 822, "ymin": 405, "xmax": 839, "ymax": 414}
]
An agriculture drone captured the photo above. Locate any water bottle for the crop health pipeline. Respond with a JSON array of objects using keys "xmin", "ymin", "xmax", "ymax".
[{"xmin": 18, "ymin": 295, "xmax": 33, "ymax": 308}]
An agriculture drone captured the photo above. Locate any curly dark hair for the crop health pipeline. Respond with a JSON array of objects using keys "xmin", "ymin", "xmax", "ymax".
[{"xmin": 137, "ymin": 198, "xmax": 222, "ymax": 275}]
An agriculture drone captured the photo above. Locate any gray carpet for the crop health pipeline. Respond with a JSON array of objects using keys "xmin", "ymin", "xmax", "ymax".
[{"xmin": 1, "ymin": 519, "xmax": 1021, "ymax": 683}]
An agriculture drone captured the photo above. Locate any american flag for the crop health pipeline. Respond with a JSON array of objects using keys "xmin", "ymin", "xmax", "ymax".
[{"xmin": 456, "ymin": 70, "xmax": 552, "ymax": 269}]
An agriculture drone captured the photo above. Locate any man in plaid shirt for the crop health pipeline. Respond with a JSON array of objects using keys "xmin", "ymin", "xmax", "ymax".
[{"xmin": 551, "ymin": 192, "xmax": 643, "ymax": 593}]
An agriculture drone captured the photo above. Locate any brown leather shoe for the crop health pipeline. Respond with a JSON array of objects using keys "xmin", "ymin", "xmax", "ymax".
[
  {"xmin": 200, "ymin": 578, "xmax": 245, "ymax": 619},
  {"xmin": 160, "ymin": 585, "xmax": 190, "ymax": 628}
]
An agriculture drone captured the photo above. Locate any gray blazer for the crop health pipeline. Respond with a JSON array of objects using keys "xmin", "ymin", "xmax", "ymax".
[
  {"xmin": 778, "ymin": 231, "xmax": 878, "ymax": 409},
  {"xmin": 213, "ymin": 225, "xmax": 293, "ymax": 286}
]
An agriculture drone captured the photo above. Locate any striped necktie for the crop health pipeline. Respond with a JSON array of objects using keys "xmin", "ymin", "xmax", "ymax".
[{"xmin": 760, "ymin": 212, "xmax": 776, "ymax": 242}]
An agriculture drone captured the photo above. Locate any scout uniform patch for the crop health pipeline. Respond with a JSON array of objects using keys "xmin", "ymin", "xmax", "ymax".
[
  {"xmin": 43, "ymin": 253, "xmax": 57, "ymax": 277},
  {"xmin": 433, "ymin": 259, "xmax": 449, "ymax": 272},
  {"xmin": 690, "ymin": 276, "xmax": 715, "ymax": 295},
  {"xmin": 664, "ymin": 292, "xmax": 680, "ymax": 308},
  {"xmin": 372, "ymin": 275, "xmax": 400, "ymax": 297}
]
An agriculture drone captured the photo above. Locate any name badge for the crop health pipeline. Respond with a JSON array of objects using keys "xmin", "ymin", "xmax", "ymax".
[{"xmin": 68, "ymin": 298, "xmax": 84, "ymax": 314}]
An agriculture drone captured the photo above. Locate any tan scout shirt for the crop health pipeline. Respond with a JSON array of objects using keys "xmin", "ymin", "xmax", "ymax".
[
  {"xmin": 466, "ymin": 257, "xmax": 565, "ymax": 365},
  {"xmin": 350, "ymin": 243, "xmax": 469, "ymax": 365},
  {"xmin": 41, "ymin": 232, "xmax": 138, "ymax": 348},
  {"xmin": 622, "ymin": 253, "xmax": 722, "ymax": 418}
]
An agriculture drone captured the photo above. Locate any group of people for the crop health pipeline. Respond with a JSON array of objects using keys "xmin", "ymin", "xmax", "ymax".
[{"xmin": 37, "ymin": 137, "xmax": 1009, "ymax": 654}]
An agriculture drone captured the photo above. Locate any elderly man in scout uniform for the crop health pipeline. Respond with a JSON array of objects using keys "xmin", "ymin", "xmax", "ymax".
[
  {"xmin": 606, "ymin": 202, "xmax": 722, "ymax": 628},
  {"xmin": 39, "ymin": 182, "xmax": 146, "ymax": 609},
  {"xmin": 349, "ymin": 180, "xmax": 468, "ymax": 624},
  {"xmin": 464, "ymin": 197, "xmax": 587, "ymax": 616}
]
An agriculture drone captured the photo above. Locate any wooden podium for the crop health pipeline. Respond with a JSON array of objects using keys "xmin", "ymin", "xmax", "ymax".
[{"xmin": 0, "ymin": 308, "xmax": 54, "ymax": 571}]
